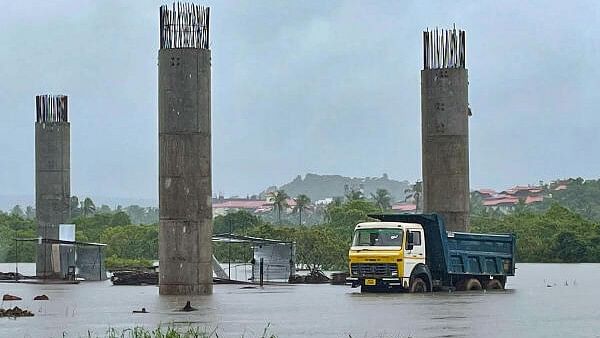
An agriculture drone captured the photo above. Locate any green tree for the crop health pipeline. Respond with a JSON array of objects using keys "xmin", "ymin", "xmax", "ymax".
[
  {"xmin": 370, "ymin": 189, "xmax": 392, "ymax": 211},
  {"xmin": 293, "ymin": 194, "xmax": 311, "ymax": 225},
  {"xmin": 404, "ymin": 181, "xmax": 422, "ymax": 211},
  {"xmin": 326, "ymin": 199, "xmax": 378, "ymax": 229},
  {"xmin": 345, "ymin": 189, "xmax": 364, "ymax": 201},
  {"xmin": 10, "ymin": 205, "xmax": 24, "ymax": 218},
  {"xmin": 98, "ymin": 205, "xmax": 112, "ymax": 214},
  {"xmin": 70, "ymin": 196, "xmax": 81, "ymax": 219},
  {"xmin": 553, "ymin": 231, "xmax": 587, "ymax": 262},
  {"xmin": 101, "ymin": 224, "xmax": 158, "ymax": 260},
  {"xmin": 81, "ymin": 197, "xmax": 96, "ymax": 217},
  {"xmin": 269, "ymin": 190, "xmax": 289, "ymax": 224},
  {"xmin": 214, "ymin": 210, "xmax": 261, "ymax": 234},
  {"xmin": 110, "ymin": 211, "xmax": 131, "ymax": 227},
  {"xmin": 24, "ymin": 206, "xmax": 36, "ymax": 220}
]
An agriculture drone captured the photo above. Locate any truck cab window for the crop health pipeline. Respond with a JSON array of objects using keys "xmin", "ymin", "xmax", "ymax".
[
  {"xmin": 353, "ymin": 229, "xmax": 403, "ymax": 247},
  {"xmin": 410, "ymin": 231, "xmax": 421, "ymax": 246}
]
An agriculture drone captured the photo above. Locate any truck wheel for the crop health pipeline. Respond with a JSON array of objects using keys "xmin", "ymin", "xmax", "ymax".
[
  {"xmin": 484, "ymin": 279, "xmax": 504, "ymax": 290},
  {"xmin": 463, "ymin": 278, "xmax": 482, "ymax": 291},
  {"xmin": 409, "ymin": 277, "xmax": 428, "ymax": 293}
]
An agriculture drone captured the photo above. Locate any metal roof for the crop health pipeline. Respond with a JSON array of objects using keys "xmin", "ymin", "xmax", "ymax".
[
  {"xmin": 14, "ymin": 237, "xmax": 106, "ymax": 247},
  {"xmin": 212, "ymin": 233, "xmax": 293, "ymax": 245}
]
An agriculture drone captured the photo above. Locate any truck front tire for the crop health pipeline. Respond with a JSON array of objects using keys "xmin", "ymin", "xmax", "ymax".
[{"xmin": 409, "ymin": 277, "xmax": 428, "ymax": 293}]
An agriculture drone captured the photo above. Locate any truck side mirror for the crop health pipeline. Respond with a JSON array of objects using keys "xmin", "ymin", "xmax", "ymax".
[{"xmin": 406, "ymin": 231, "xmax": 414, "ymax": 251}]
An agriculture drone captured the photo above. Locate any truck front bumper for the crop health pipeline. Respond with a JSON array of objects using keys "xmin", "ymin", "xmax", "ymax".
[{"xmin": 346, "ymin": 277, "xmax": 409, "ymax": 289}]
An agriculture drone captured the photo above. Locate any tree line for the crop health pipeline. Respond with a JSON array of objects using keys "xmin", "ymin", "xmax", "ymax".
[{"xmin": 3, "ymin": 179, "xmax": 600, "ymax": 270}]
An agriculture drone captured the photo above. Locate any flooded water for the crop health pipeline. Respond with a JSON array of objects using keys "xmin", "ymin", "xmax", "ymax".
[{"xmin": 0, "ymin": 263, "xmax": 599, "ymax": 337}]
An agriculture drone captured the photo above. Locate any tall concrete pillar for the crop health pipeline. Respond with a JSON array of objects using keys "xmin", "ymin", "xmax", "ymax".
[
  {"xmin": 35, "ymin": 95, "xmax": 70, "ymax": 278},
  {"xmin": 421, "ymin": 28, "xmax": 470, "ymax": 232},
  {"xmin": 158, "ymin": 3, "xmax": 213, "ymax": 295}
]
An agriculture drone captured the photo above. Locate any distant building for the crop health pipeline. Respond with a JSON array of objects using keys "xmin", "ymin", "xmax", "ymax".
[
  {"xmin": 212, "ymin": 198, "xmax": 271, "ymax": 216},
  {"xmin": 391, "ymin": 203, "xmax": 417, "ymax": 213},
  {"xmin": 476, "ymin": 184, "xmax": 551, "ymax": 213},
  {"xmin": 473, "ymin": 189, "xmax": 496, "ymax": 199}
]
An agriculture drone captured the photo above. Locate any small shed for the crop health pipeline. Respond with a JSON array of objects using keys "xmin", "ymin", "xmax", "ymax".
[
  {"xmin": 212, "ymin": 233, "xmax": 295, "ymax": 282},
  {"xmin": 15, "ymin": 238, "xmax": 107, "ymax": 281}
]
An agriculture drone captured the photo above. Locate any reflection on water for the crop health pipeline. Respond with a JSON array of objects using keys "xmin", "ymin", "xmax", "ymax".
[{"xmin": 0, "ymin": 263, "xmax": 599, "ymax": 337}]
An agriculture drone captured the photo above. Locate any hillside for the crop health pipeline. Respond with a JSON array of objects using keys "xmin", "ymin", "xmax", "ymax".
[{"xmin": 262, "ymin": 173, "xmax": 410, "ymax": 202}]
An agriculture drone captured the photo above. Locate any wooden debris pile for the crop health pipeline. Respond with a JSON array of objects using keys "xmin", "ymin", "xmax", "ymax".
[
  {"xmin": 0, "ymin": 306, "xmax": 34, "ymax": 317},
  {"xmin": 111, "ymin": 270, "xmax": 158, "ymax": 285},
  {"xmin": 288, "ymin": 269, "xmax": 330, "ymax": 284},
  {"xmin": 0, "ymin": 272, "xmax": 35, "ymax": 280},
  {"xmin": 330, "ymin": 272, "xmax": 349, "ymax": 285}
]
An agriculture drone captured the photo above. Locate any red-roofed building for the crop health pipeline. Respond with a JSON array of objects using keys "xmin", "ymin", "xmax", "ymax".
[
  {"xmin": 524, "ymin": 195, "xmax": 544, "ymax": 204},
  {"xmin": 501, "ymin": 185, "xmax": 544, "ymax": 198},
  {"xmin": 212, "ymin": 199, "xmax": 271, "ymax": 216},
  {"xmin": 473, "ymin": 189, "xmax": 496, "ymax": 198},
  {"xmin": 391, "ymin": 203, "xmax": 417, "ymax": 212}
]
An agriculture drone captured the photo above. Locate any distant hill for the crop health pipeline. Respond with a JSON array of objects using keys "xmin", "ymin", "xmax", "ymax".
[{"xmin": 262, "ymin": 173, "xmax": 410, "ymax": 202}]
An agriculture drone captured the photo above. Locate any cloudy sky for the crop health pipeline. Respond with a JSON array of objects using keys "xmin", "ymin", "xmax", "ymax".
[{"xmin": 1, "ymin": 0, "xmax": 599, "ymax": 204}]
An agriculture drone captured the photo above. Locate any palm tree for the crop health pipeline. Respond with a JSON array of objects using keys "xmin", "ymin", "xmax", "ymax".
[
  {"xmin": 404, "ymin": 181, "xmax": 423, "ymax": 212},
  {"xmin": 371, "ymin": 189, "xmax": 392, "ymax": 211},
  {"xmin": 269, "ymin": 190, "xmax": 289, "ymax": 224},
  {"xmin": 81, "ymin": 197, "xmax": 96, "ymax": 217},
  {"xmin": 293, "ymin": 194, "xmax": 311, "ymax": 225},
  {"xmin": 345, "ymin": 189, "xmax": 364, "ymax": 201}
]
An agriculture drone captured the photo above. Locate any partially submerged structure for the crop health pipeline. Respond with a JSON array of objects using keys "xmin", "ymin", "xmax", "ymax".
[
  {"xmin": 13, "ymin": 238, "xmax": 107, "ymax": 281},
  {"xmin": 213, "ymin": 234, "xmax": 295, "ymax": 282}
]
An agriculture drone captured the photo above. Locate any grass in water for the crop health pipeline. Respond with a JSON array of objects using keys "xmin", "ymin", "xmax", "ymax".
[{"xmin": 78, "ymin": 324, "xmax": 277, "ymax": 338}]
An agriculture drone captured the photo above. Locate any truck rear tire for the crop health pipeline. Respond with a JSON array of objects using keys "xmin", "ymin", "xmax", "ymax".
[
  {"xmin": 463, "ymin": 278, "xmax": 482, "ymax": 291},
  {"xmin": 409, "ymin": 277, "xmax": 428, "ymax": 293},
  {"xmin": 484, "ymin": 279, "xmax": 504, "ymax": 290}
]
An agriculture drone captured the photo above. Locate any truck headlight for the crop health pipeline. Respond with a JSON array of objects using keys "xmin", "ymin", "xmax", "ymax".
[{"xmin": 391, "ymin": 271, "xmax": 398, "ymax": 277}]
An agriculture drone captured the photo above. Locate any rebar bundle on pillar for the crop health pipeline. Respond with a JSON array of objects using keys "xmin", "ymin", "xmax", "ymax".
[
  {"xmin": 158, "ymin": 2, "xmax": 213, "ymax": 295},
  {"xmin": 35, "ymin": 95, "xmax": 71, "ymax": 278},
  {"xmin": 421, "ymin": 27, "xmax": 470, "ymax": 232}
]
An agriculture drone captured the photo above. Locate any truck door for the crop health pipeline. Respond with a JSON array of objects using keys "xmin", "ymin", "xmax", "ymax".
[{"xmin": 404, "ymin": 229, "xmax": 425, "ymax": 278}]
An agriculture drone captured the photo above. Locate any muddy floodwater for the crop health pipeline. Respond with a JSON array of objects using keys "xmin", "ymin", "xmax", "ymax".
[{"xmin": 0, "ymin": 263, "xmax": 599, "ymax": 337}]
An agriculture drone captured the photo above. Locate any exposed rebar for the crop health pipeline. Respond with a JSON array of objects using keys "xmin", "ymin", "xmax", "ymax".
[
  {"xmin": 160, "ymin": 2, "xmax": 210, "ymax": 49},
  {"xmin": 36, "ymin": 95, "xmax": 68, "ymax": 123},
  {"xmin": 423, "ymin": 26, "xmax": 465, "ymax": 70}
]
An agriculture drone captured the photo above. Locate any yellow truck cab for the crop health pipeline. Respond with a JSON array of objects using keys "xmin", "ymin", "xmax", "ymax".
[{"xmin": 347, "ymin": 221, "xmax": 429, "ymax": 292}]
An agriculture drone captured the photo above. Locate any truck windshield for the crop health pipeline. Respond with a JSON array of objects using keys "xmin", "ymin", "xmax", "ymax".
[{"xmin": 352, "ymin": 228, "xmax": 403, "ymax": 247}]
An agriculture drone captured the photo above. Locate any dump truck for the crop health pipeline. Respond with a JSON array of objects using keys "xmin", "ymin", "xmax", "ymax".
[{"xmin": 347, "ymin": 213, "xmax": 515, "ymax": 292}]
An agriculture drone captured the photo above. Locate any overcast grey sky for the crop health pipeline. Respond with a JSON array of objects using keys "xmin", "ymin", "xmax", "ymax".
[{"xmin": 1, "ymin": 0, "xmax": 599, "ymax": 202}]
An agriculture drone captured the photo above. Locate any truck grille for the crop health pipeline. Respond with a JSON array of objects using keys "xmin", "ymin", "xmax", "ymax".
[{"xmin": 350, "ymin": 263, "xmax": 397, "ymax": 277}]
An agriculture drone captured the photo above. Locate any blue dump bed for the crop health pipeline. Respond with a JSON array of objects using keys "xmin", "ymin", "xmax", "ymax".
[
  {"xmin": 370, "ymin": 213, "xmax": 516, "ymax": 282},
  {"xmin": 447, "ymin": 231, "xmax": 515, "ymax": 277}
]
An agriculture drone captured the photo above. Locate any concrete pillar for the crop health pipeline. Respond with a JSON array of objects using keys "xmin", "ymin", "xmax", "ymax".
[
  {"xmin": 158, "ymin": 4, "xmax": 213, "ymax": 295},
  {"xmin": 421, "ymin": 28, "xmax": 470, "ymax": 232},
  {"xmin": 35, "ymin": 95, "xmax": 70, "ymax": 278}
]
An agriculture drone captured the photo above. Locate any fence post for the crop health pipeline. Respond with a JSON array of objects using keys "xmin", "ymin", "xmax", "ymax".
[{"xmin": 259, "ymin": 258, "xmax": 264, "ymax": 287}]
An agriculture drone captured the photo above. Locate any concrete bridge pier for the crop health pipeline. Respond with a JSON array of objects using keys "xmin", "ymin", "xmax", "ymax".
[{"xmin": 158, "ymin": 3, "xmax": 213, "ymax": 295}]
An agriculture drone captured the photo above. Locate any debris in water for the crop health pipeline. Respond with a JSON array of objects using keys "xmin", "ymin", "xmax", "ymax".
[
  {"xmin": 133, "ymin": 307, "xmax": 148, "ymax": 314},
  {"xmin": 2, "ymin": 294, "xmax": 22, "ymax": 301},
  {"xmin": 181, "ymin": 301, "xmax": 197, "ymax": 312},
  {"xmin": 33, "ymin": 295, "xmax": 49, "ymax": 300},
  {"xmin": 0, "ymin": 306, "xmax": 34, "ymax": 317}
]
